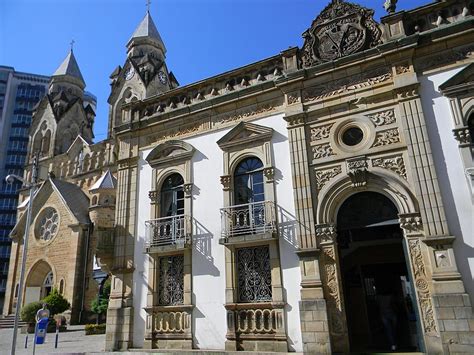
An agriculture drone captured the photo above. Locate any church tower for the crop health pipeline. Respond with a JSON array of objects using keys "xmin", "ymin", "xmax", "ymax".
[
  {"xmin": 107, "ymin": 9, "xmax": 178, "ymax": 137},
  {"xmin": 29, "ymin": 49, "xmax": 95, "ymax": 159}
]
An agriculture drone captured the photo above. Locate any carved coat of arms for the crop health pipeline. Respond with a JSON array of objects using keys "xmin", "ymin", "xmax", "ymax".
[{"xmin": 301, "ymin": 0, "xmax": 382, "ymax": 67}]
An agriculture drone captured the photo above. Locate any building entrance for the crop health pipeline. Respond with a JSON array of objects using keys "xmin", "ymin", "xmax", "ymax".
[{"xmin": 337, "ymin": 192, "xmax": 420, "ymax": 352}]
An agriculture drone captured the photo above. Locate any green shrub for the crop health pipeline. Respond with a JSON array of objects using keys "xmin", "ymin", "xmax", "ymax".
[
  {"xmin": 42, "ymin": 288, "xmax": 70, "ymax": 316},
  {"xmin": 85, "ymin": 323, "xmax": 106, "ymax": 335},
  {"xmin": 91, "ymin": 296, "xmax": 109, "ymax": 316},
  {"xmin": 20, "ymin": 301, "xmax": 42, "ymax": 323}
]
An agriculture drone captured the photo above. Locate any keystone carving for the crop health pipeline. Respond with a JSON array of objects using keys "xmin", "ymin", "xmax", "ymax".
[
  {"xmin": 301, "ymin": 0, "xmax": 382, "ymax": 67},
  {"xmin": 346, "ymin": 156, "xmax": 368, "ymax": 188}
]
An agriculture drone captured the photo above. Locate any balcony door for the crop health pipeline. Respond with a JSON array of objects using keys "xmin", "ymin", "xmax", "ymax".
[
  {"xmin": 160, "ymin": 173, "xmax": 184, "ymax": 217},
  {"xmin": 234, "ymin": 157, "xmax": 264, "ymax": 205}
]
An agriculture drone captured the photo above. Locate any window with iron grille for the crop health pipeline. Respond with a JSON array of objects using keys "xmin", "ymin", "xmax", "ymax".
[
  {"xmin": 237, "ymin": 245, "xmax": 272, "ymax": 302},
  {"xmin": 158, "ymin": 255, "xmax": 184, "ymax": 305}
]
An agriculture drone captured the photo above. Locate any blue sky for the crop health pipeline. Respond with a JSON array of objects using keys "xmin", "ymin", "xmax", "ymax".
[{"xmin": 0, "ymin": 0, "xmax": 429, "ymax": 142}]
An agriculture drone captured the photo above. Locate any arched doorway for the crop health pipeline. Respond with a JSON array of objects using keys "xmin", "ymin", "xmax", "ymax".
[
  {"xmin": 337, "ymin": 192, "xmax": 419, "ymax": 352},
  {"xmin": 24, "ymin": 260, "xmax": 53, "ymax": 305}
]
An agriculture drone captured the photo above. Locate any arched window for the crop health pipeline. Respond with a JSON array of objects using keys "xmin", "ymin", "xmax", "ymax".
[
  {"xmin": 160, "ymin": 173, "xmax": 184, "ymax": 217},
  {"xmin": 43, "ymin": 271, "xmax": 53, "ymax": 297},
  {"xmin": 468, "ymin": 113, "xmax": 474, "ymax": 144},
  {"xmin": 234, "ymin": 157, "xmax": 264, "ymax": 205},
  {"xmin": 33, "ymin": 132, "xmax": 42, "ymax": 156},
  {"xmin": 41, "ymin": 130, "xmax": 51, "ymax": 156},
  {"xmin": 91, "ymin": 195, "xmax": 98, "ymax": 205}
]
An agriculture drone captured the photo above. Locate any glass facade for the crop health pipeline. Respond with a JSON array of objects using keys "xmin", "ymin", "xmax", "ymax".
[{"xmin": 0, "ymin": 67, "xmax": 48, "ymax": 312}]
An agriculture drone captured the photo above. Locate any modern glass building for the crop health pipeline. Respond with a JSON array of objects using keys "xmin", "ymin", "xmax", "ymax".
[{"xmin": 0, "ymin": 66, "xmax": 49, "ymax": 312}]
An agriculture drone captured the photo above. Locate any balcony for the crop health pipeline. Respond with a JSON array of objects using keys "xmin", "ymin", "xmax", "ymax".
[
  {"xmin": 220, "ymin": 201, "xmax": 277, "ymax": 245},
  {"xmin": 145, "ymin": 215, "xmax": 191, "ymax": 253}
]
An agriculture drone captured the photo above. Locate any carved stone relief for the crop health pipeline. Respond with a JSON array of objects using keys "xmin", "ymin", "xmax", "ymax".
[
  {"xmin": 399, "ymin": 213, "xmax": 423, "ymax": 235},
  {"xmin": 312, "ymin": 143, "xmax": 335, "ymax": 159},
  {"xmin": 314, "ymin": 166, "xmax": 342, "ymax": 190},
  {"xmin": 315, "ymin": 223, "xmax": 337, "ymax": 245},
  {"xmin": 453, "ymin": 126, "xmax": 471, "ymax": 145},
  {"xmin": 301, "ymin": 0, "xmax": 382, "ymax": 67},
  {"xmin": 435, "ymin": 250, "xmax": 450, "ymax": 268},
  {"xmin": 372, "ymin": 155, "xmax": 407, "ymax": 179},
  {"xmin": 366, "ymin": 109, "xmax": 396, "ymax": 126},
  {"xmin": 303, "ymin": 68, "xmax": 392, "ymax": 102},
  {"xmin": 310, "ymin": 123, "xmax": 333, "ymax": 141},
  {"xmin": 263, "ymin": 167, "xmax": 275, "ymax": 182},
  {"xmin": 346, "ymin": 156, "xmax": 368, "ymax": 188},
  {"xmin": 407, "ymin": 238, "xmax": 438, "ymax": 335},
  {"xmin": 214, "ymin": 104, "xmax": 276, "ymax": 125},
  {"xmin": 220, "ymin": 175, "xmax": 232, "ymax": 191},
  {"xmin": 371, "ymin": 128, "xmax": 401, "ymax": 147}
]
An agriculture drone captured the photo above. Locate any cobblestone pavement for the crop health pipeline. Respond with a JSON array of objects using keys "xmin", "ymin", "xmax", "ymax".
[{"xmin": 0, "ymin": 325, "xmax": 105, "ymax": 355}]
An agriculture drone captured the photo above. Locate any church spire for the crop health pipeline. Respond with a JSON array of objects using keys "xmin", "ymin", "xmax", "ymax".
[
  {"xmin": 127, "ymin": 9, "xmax": 166, "ymax": 58},
  {"xmin": 52, "ymin": 49, "xmax": 85, "ymax": 88},
  {"xmin": 49, "ymin": 47, "xmax": 85, "ymax": 99}
]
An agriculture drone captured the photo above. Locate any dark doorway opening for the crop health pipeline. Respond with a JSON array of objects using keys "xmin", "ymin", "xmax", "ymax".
[{"xmin": 337, "ymin": 192, "xmax": 420, "ymax": 353}]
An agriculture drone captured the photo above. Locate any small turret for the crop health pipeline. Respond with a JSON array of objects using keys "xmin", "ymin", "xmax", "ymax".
[
  {"xmin": 49, "ymin": 49, "xmax": 85, "ymax": 100},
  {"xmin": 89, "ymin": 170, "xmax": 117, "ymax": 228}
]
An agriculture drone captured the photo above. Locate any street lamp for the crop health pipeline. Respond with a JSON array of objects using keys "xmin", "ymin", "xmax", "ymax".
[{"xmin": 7, "ymin": 155, "xmax": 39, "ymax": 355}]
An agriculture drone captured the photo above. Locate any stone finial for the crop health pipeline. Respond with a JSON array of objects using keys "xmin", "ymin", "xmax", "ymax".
[{"xmin": 383, "ymin": 0, "xmax": 397, "ymax": 14}]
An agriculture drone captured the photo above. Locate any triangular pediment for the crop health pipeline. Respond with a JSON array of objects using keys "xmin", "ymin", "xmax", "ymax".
[
  {"xmin": 146, "ymin": 140, "xmax": 195, "ymax": 168},
  {"xmin": 439, "ymin": 63, "xmax": 474, "ymax": 96},
  {"xmin": 66, "ymin": 135, "xmax": 90, "ymax": 157},
  {"xmin": 217, "ymin": 122, "xmax": 273, "ymax": 150}
]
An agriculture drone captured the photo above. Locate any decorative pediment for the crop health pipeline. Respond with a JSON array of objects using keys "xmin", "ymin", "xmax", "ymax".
[
  {"xmin": 439, "ymin": 63, "xmax": 474, "ymax": 97},
  {"xmin": 66, "ymin": 135, "xmax": 90, "ymax": 157},
  {"xmin": 217, "ymin": 122, "xmax": 273, "ymax": 150},
  {"xmin": 146, "ymin": 140, "xmax": 195, "ymax": 168},
  {"xmin": 301, "ymin": 0, "xmax": 382, "ymax": 67}
]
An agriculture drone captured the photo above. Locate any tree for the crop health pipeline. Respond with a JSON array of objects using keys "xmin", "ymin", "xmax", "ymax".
[
  {"xmin": 20, "ymin": 301, "xmax": 43, "ymax": 323},
  {"xmin": 42, "ymin": 288, "xmax": 70, "ymax": 316},
  {"xmin": 90, "ymin": 277, "xmax": 111, "ymax": 324}
]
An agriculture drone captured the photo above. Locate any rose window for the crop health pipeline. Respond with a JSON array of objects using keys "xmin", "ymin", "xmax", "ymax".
[{"xmin": 37, "ymin": 208, "xmax": 59, "ymax": 241}]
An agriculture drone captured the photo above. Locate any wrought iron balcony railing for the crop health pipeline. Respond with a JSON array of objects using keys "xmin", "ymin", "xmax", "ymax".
[
  {"xmin": 145, "ymin": 215, "xmax": 191, "ymax": 249},
  {"xmin": 220, "ymin": 201, "xmax": 276, "ymax": 238}
]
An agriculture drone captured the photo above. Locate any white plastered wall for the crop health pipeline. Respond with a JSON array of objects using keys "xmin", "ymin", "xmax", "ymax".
[
  {"xmin": 133, "ymin": 113, "xmax": 303, "ymax": 351},
  {"xmin": 419, "ymin": 66, "xmax": 474, "ymax": 302}
]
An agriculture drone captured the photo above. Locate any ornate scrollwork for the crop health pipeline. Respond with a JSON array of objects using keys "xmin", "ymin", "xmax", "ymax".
[
  {"xmin": 312, "ymin": 143, "xmax": 335, "ymax": 159},
  {"xmin": 371, "ymin": 128, "xmax": 401, "ymax": 147},
  {"xmin": 310, "ymin": 124, "xmax": 333, "ymax": 141},
  {"xmin": 366, "ymin": 109, "xmax": 396, "ymax": 126},
  {"xmin": 372, "ymin": 155, "xmax": 407, "ymax": 179},
  {"xmin": 314, "ymin": 166, "xmax": 342, "ymax": 190},
  {"xmin": 237, "ymin": 246, "xmax": 272, "ymax": 302},
  {"xmin": 301, "ymin": 0, "xmax": 382, "ymax": 67},
  {"xmin": 407, "ymin": 239, "xmax": 438, "ymax": 335},
  {"xmin": 158, "ymin": 255, "xmax": 184, "ymax": 306}
]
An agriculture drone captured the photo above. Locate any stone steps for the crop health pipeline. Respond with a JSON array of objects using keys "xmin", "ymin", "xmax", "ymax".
[
  {"xmin": 86, "ymin": 351, "xmax": 303, "ymax": 355},
  {"xmin": 0, "ymin": 315, "xmax": 27, "ymax": 329}
]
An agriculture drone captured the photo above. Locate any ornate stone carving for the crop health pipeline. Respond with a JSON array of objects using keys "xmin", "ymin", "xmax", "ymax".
[
  {"xmin": 312, "ymin": 143, "xmax": 335, "ymax": 159},
  {"xmin": 435, "ymin": 250, "xmax": 450, "ymax": 268},
  {"xmin": 315, "ymin": 223, "xmax": 337, "ymax": 245},
  {"xmin": 371, "ymin": 128, "xmax": 401, "ymax": 147},
  {"xmin": 287, "ymin": 92, "xmax": 301, "ymax": 105},
  {"xmin": 263, "ymin": 167, "xmax": 275, "ymax": 182},
  {"xmin": 183, "ymin": 183, "xmax": 193, "ymax": 198},
  {"xmin": 366, "ymin": 109, "xmax": 396, "ymax": 126},
  {"xmin": 408, "ymin": 239, "xmax": 438, "ymax": 335},
  {"xmin": 314, "ymin": 166, "xmax": 342, "ymax": 190},
  {"xmin": 384, "ymin": 0, "xmax": 397, "ymax": 14},
  {"xmin": 301, "ymin": 0, "xmax": 382, "ymax": 67},
  {"xmin": 146, "ymin": 122, "xmax": 203, "ymax": 145},
  {"xmin": 346, "ymin": 156, "xmax": 368, "ymax": 188},
  {"xmin": 148, "ymin": 190, "xmax": 160, "ymax": 204},
  {"xmin": 399, "ymin": 213, "xmax": 423, "ymax": 235},
  {"xmin": 303, "ymin": 68, "xmax": 391, "ymax": 102},
  {"xmin": 372, "ymin": 155, "xmax": 407, "ymax": 179},
  {"xmin": 417, "ymin": 45, "xmax": 474, "ymax": 72},
  {"xmin": 395, "ymin": 64, "xmax": 410, "ymax": 74},
  {"xmin": 310, "ymin": 123, "xmax": 333, "ymax": 141},
  {"xmin": 215, "ymin": 104, "xmax": 276, "ymax": 125},
  {"xmin": 453, "ymin": 127, "xmax": 471, "ymax": 145},
  {"xmin": 220, "ymin": 175, "xmax": 232, "ymax": 190}
]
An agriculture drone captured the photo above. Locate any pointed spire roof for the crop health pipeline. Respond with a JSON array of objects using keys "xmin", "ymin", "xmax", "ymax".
[
  {"xmin": 128, "ymin": 11, "xmax": 166, "ymax": 53},
  {"xmin": 53, "ymin": 50, "xmax": 85, "ymax": 86},
  {"xmin": 89, "ymin": 170, "xmax": 117, "ymax": 192}
]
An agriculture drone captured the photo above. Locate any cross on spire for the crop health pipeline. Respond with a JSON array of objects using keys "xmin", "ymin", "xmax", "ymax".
[
  {"xmin": 146, "ymin": 0, "xmax": 151, "ymax": 13},
  {"xmin": 70, "ymin": 39, "xmax": 75, "ymax": 52}
]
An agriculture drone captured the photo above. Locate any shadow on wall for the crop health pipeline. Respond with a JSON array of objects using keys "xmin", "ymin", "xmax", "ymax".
[
  {"xmin": 419, "ymin": 75, "xmax": 474, "ymax": 299},
  {"xmin": 192, "ymin": 218, "xmax": 220, "ymax": 277}
]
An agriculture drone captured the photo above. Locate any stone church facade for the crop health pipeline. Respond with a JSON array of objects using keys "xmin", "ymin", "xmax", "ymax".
[{"xmin": 4, "ymin": 0, "xmax": 474, "ymax": 353}]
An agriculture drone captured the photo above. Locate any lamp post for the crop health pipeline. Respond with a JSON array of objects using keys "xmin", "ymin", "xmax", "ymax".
[{"xmin": 7, "ymin": 155, "xmax": 39, "ymax": 355}]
